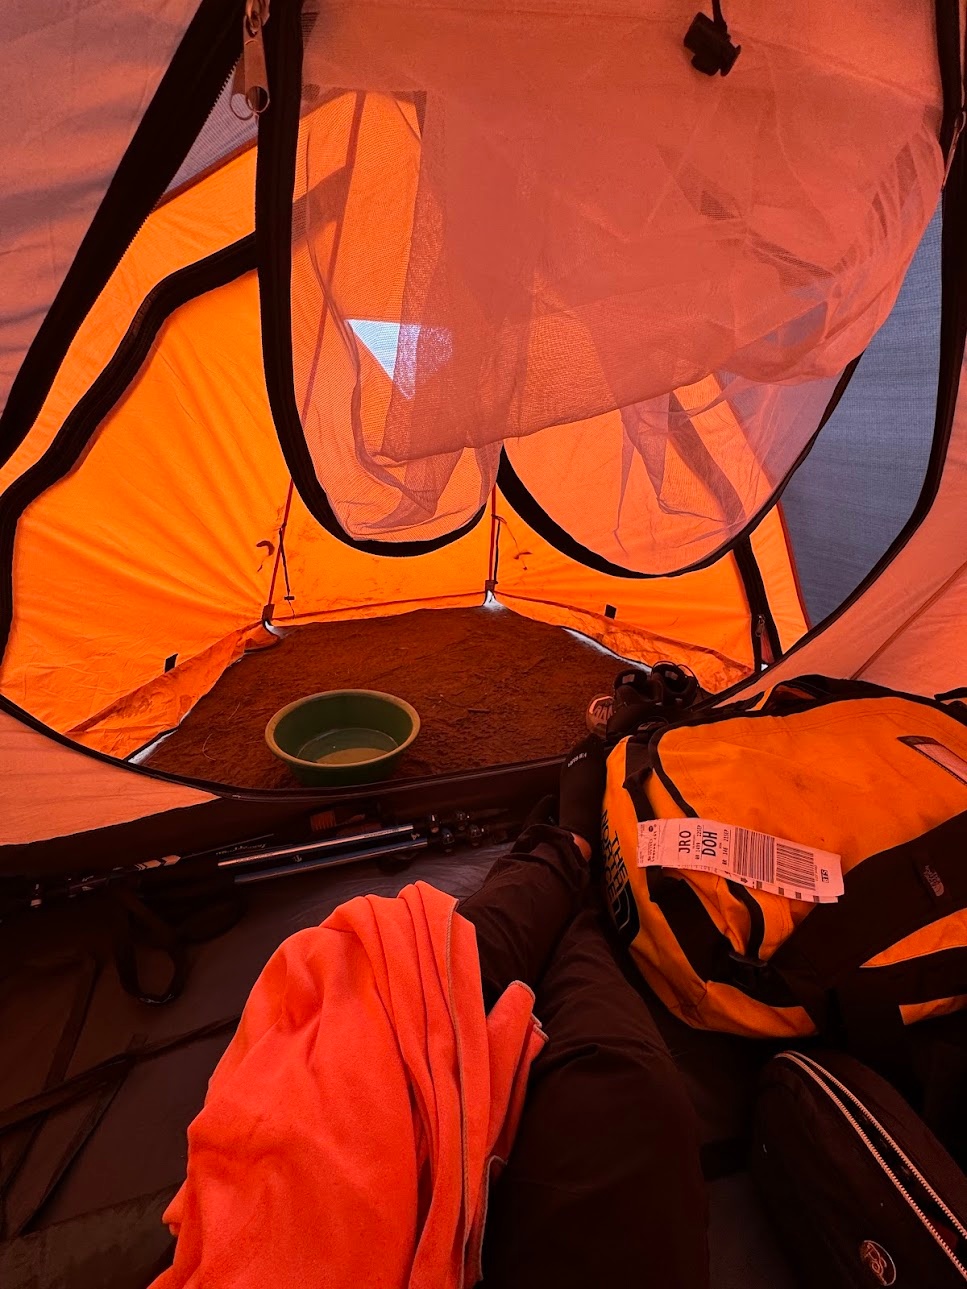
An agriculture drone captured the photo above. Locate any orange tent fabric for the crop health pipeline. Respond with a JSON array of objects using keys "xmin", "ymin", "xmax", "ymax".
[
  {"xmin": 0, "ymin": 0, "xmax": 959, "ymax": 863},
  {"xmin": 152, "ymin": 881, "xmax": 545, "ymax": 1289}
]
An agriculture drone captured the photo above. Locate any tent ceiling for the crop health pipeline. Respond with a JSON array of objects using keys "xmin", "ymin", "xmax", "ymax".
[{"xmin": 0, "ymin": 1, "xmax": 201, "ymax": 409}]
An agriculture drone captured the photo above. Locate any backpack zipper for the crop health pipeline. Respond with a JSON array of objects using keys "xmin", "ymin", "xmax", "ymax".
[{"xmin": 778, "ymin": 1051, "xmax": 967, "ymax": 1278}]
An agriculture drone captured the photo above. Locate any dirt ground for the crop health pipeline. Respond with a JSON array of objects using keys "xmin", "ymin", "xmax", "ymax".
[{"xmin": 145, "ymin": 606, "xmax": 626, "ymax": 788}]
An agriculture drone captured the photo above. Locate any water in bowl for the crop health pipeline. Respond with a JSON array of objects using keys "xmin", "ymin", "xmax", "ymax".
[{"xmin": 298, "ymin": 726, "xmax": 399, "ymax": 766}]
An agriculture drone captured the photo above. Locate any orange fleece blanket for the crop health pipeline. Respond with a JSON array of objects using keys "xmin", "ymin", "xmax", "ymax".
[{"xmin": 152, "ymin": 881, "xmax": 545, "ymax": 1288}]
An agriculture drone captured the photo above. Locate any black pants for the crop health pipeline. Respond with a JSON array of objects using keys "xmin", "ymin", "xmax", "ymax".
[{"xmin": 460, "ymin": 825, "xmax": 709, "ymax": 1289}]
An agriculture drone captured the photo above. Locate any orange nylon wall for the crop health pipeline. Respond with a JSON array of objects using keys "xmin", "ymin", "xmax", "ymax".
[
  {"xmin": 0, "ymin": 118, "xmax": 807, "ymax": 759},
  {"xmin": 0, "ymin": 270, "xmax": 489, "ymax": 759},
  {"xmin": 0, "ymin": 148, "xmax": 257, "ymax": 498},
  {"xmin": 0, "ymin": 262, "xmax": 804, "ymax": 754},
  {"xmin": 493, "ymin": 495, "xmax": 806, "ymax": 694}
]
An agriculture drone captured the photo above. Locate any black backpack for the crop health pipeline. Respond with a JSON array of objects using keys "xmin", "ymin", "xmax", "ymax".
[{"xmin": 753, "ymin": 1047, "xmax": 967, "ymax": 1286}]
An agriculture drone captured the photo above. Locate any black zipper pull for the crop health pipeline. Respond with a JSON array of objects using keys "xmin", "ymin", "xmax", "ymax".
[
  {"xmin": 947, "ymin": 109, "xmax": 966, "ymax": 182},
  {"xmin": 751, "ymin": 612, "xmax": 764, "ymax": 672},
  {"xmin": 232, "ymin": 0, "xmax": 270, "ymax": 120}
]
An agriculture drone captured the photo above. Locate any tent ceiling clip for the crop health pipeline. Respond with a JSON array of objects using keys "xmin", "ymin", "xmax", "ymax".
[{"xmin": 684, "ymin": 2, "xmax": 741, "ymax": 77}]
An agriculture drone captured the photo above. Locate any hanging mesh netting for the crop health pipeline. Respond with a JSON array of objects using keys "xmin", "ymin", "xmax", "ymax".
[{"xmin": 289, "ymin": 0, "xmax": 943, "ymax": 569}]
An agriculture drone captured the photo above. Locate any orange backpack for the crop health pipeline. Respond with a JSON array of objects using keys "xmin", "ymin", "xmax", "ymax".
[{"xmin": 602, "ymin": 677, "xmax": 967, "ymax": 1040}]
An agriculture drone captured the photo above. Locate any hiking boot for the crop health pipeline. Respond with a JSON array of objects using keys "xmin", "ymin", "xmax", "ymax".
[
  {"xmin": 585, "ymin": 694, "xmax": 614, "ymax": 737},
  {"xmin": 586, "ymin": 662, "xmax": 705, "ymax": 740}
]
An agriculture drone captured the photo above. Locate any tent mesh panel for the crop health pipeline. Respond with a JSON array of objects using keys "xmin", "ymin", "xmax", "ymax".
[
  {"xmin": 782, "ymin": 206, "xmax": 943, "ymax": 625},
  {"xmin": 288, "ymin": 0, "xmax": 943, "ymax": 568},
  {"xmin": 164, "ymin": 78, "xmax": 258, "ymax": 201}
]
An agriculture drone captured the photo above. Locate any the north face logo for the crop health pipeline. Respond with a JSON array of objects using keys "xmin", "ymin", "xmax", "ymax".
[
  {"xmin": 601, "ymin": 811, "xmax": 640, "ymax": 946},
  {"xmin": 922, "ymin": 864, "xmax": 946, "ymax": 898},
  {"xmin": 859, "ymin": 1239, "xmax": 896, "ymax": 1285}
]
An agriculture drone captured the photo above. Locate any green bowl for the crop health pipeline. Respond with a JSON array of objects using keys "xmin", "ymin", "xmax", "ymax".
[{"xmin": 265, "ymin": 689, "xmax": 421, "ymax": 787}]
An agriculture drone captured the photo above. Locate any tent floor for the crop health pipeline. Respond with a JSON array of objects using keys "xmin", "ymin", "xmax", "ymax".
[
  {"xmin": 145, "ymin": 605, "xmax": 625, "ymax": 788},
  {"xmin": 1, "ymin": 843, "xmax": 796, "ymax": 1288}
]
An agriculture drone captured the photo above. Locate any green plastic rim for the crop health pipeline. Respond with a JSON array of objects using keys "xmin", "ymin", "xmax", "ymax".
[{"xmin": 264, "ymin": 689, "xmax": 421, "ymax": 786}]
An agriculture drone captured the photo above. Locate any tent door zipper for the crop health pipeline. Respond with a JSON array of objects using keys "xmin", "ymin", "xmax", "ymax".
[{"xmin": 232, "ymin": 0, "xmax": 270, "ymax": 119}]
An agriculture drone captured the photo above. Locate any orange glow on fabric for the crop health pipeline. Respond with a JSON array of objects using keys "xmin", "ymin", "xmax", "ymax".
[{"xmin": 151, "ymin": 882, "xmax": 545, "ymax": 1289}]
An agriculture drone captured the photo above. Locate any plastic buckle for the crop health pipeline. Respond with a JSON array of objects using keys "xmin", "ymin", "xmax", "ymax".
[
  {"xmin": 727, "ymin": 951, "xmax": 769, "ymax": 992},
  {"xmin": 684, "ymin": 12, "xmax": 741, "ymax": 77}
]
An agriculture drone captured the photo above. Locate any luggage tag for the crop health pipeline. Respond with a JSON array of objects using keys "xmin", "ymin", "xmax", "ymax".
[{"xmin": 637, "ymin": 818, "xmax": 844, "ymax": 903}]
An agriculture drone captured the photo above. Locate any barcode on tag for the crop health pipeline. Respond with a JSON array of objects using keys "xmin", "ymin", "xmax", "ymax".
[
  {"xmin": 637, "ymin": 818, "xmax": 843, "ymax": 903},
  {"xmin": 732, "ymin": 832, "xmax": 819, "ymax": 892}
]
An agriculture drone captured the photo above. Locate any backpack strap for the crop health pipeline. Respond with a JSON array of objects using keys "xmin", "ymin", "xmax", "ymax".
[
  {"xmin": 643, "ymin": 867, "xmax": 799, "ymax": 1007},
  {"xmin": 767, "ymin": 810, "xmax": 967, "ymax": 1079},
  {"xmin": 769, "ymin": 809, "xmax": 967, "ymax": 1018},
  {"xmin": 623, "ymin": 721, "xmax": 967, "ymax": 1042},
  {"xmin": 647, "ymin": 810, "xmax": 967, "ymax": 1069},
  {"xmin": 623, "ymin": 736, "xmax": 801, "ymax": 1010}
]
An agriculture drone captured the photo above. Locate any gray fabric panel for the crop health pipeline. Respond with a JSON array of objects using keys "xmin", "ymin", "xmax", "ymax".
[
  {"xmin": 2, "ymin": 846, "xmax": 502, "ymax": 1228},
  {"xmin": 3, "ymin": 845, "xmax": 797, "ymax": 1284},
  {"xmin": 0, "ymin": 1187, "xmax": 175, "ymax": 1289},
  {"xmin": 165, "ymin": 78, "xmax": 257, "ymax": 196},
  {"xmin": 782, "ymin": 207, "xmax": 942, "ymax": 626},
  {"xmin": 708, "ymin": 1174, "xmax": 796, "ymax": 1289}
]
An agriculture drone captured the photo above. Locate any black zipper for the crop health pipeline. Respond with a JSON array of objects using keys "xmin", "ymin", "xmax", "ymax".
[
  {"xmin": 779, "ymin": 1051, "xmax": 967, "ymax": 1278},
  {"xmin": 937, "ymin": 0, "xmax": 966, "ymax": 161},
  {"xmin": 0, "ymin": 237, "xmax": 257, "ymax": 663},
  {"xmin": 714, "ymin": 127, "xmax": 967, "ymax": 705},
  {"xmin": 0, "ymin": 0, "xmax": 246, "ymax": 474},
  {"xmin": 734, "ymin": 536, "xmax": 781, "ymax": 669},
  {"xmin": 256, "ymin": 0, "xmax": 486, "ymax": 557}
]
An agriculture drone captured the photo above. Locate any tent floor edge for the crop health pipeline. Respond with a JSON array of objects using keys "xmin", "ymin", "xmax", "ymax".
[{"xmin": 0, "ymin": 755, "xmax": 564, "ymax": 883}]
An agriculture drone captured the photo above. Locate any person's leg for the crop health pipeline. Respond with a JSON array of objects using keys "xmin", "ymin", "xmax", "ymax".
[
  {"xmin": 459, "ymin": 736, "xmax": 608, "ymax": 1010},
  {"xmin": 482, "ymin": 906, "xmax": 710, "ymax": 1289},
  {"xmin": 459, "ymin": 822, "xmax": 589, "ymax": 1011},
  {"xmin": 461, "ymin": 742, "xmax": 705, "ymax": 1284}
]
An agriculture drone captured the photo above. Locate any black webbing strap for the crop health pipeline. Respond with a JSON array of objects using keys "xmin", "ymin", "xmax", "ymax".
[
  {"xmin": 768, "ymin": 811, "xmax": 967, "ymax": 1032},
  {"xmin": 858, "ymin": 946, "xmax": 967, "ymax": 1006},
  {"xmin": 625, "ymin": 735, "xmax": 791, "ymax": 1006},
  {"xmin": 0, "ymin": 1015, "xmax": 240, "ymax": 1137},
  {"xmin": 6, "ymin": 1039, "xmax": 140, "ymax": 1239},
  {"xmin": 110, "ymin": 887, "xmax": 189, "ymax": 1006},
  {"xmin": 643, "ymin": 868, "xmax": 799, "ymax": 1008},
  {"xmin": 110, "ymin": 861, "xmax": 245, "ymax": 1005},
  {"xmin": 1, "ymin": 954, "xmax": 100, "ymax": 1238},
  {"xmin": 727, "ymin": 880, "xmax": 766, "ymax": 960},
  {"xmin": 0, "ymin": 1013, "xmax": 239, "ymax": 1238},
  {"xmin": 763, "ymin": 674, "xmax": 915, "ymax": 707}
]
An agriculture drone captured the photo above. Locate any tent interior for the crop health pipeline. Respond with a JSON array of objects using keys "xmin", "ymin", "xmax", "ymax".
[{"xmin": 2, "ymin": 0, "xmax": 966, "ymax": 1284}]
